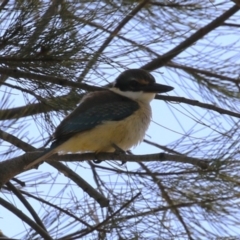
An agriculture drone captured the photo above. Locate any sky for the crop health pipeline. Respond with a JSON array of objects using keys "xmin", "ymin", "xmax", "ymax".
[{"xmin": 1, "ymin": 1, "xmax": 240, "ymax": 239}]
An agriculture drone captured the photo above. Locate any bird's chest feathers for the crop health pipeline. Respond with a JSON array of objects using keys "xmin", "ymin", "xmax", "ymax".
[{"xmin": 108, "ymin": 101, "xmax": 152, "ymax": 145}]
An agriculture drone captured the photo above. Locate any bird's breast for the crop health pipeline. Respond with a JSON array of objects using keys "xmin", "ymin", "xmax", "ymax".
[{"xmin": 56, "ymin": 102, "xmax": 152, "ymax": 153}]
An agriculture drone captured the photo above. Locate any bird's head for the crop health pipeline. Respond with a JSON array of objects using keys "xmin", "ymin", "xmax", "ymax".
[{"xmin": 110, "ymin": 69, "xmax": 174, "ymax": 102}]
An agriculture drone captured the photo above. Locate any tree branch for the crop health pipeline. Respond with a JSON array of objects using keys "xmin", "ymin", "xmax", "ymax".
[
  {"xmin": 73, "ymin": 192, "xmax": 141, "ymax": 239},
  {"xmin": 0, "ymin": 67, "xmax": 101, "ymax": 91},
  {"xmin": 6, "ymin": 182, "xmax": 47, "ymax": 231},
  {"xmin": 232, "ymin": 0, "xmax": 240, "ymax": 8},
  {"xmin": 115, "ymin": 194, "xmax": 240, "ymax": 222},
  {"xmin": 166, "ymin": 62, "xmax": 238, "ymax": 84},
  {"xmin": 0, "ymin": 130, "xmax": 109, "ymax": 207},
  {"xmin": 0, "ymin": 129, "xmax": 35, "ymax": 151},
  {"xmin": 77, "ymin": 0, "xmax": 151, "ymax": 82},
  {"xmin": 156, "ymin": 95, "xmax": 240, "ymax": 119},
  {"xmin": 0, "ymin": 197, "xmax": 52, "ymax": 240},
  {"xmin": 0, "ymin": 0, "xmax": 9, "ymax": 11},
  {"xmin": 0, "ymin": 150, "xmax": 209, "ymax": 187},
  {"xmin": 2, "ymin": 92, "xmax": 239, "ymax": 123},
  {"xmin": 48, "ymin": 161, "xmax": 109, "ymax": 208},
  {"xmin": 140, "ymin": 163, "xmax": 193, "ymax": 240},
  {"xmin": 141, "ymin": 4, "xmax": 240, "ymax": 71},
  {"xmin": 0, "ymin": 94, "xmax": 77, "ymax": 121},
  {"xmin": 19, "ymin": 0, "xmax": 62, "ymax": 58},
  {"xmin": 39, "ymin": 152, "xmax": 209, "ymax": 169},
  {"xmin": 17, "ymin": 189, "xmax": 96, "ymax": 230}
]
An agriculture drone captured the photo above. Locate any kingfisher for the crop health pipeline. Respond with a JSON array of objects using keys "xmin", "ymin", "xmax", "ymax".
[{"xmin": 25, "ymin": 69, "xmax": 173, "ymax": 169}]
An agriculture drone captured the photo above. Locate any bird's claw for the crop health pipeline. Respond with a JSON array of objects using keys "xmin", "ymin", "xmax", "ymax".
[{"xmin": 112, "ymin": 144, "xmax": 126, "ymax": 165}]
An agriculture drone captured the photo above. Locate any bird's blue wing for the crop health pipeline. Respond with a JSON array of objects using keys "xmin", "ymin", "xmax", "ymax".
[
  {"xmin": 52, "ymin": 90, "xmax": 139, "ymax": 147},
  {"xmin": 57, "ymin": 101, "xmax": 138, "ymax": 134}
]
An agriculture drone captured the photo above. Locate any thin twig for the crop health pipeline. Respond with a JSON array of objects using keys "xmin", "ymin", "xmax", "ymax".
[
  {"xmin": 156, "ymin": 95, "xmax": 240, "ymax": 119},
  {"xmin": 76, "ymin": 192, "xmax": 141, "ymax": 239},
  {"xmin": 114, "ymin": 194, "xmax": 240, "ymax": 222},
  {"xmin": 141, "ymin": 5, "xmax": 240, "ymax": 71},
  {"xmin": 0, "ymin": 197, "xmax": 53, "ymax": 240},
  {"xmin": 166, "ymin": 62, "xmax": 239, "ymax": 84},
  {"xmin": 18, "ymin": 189, "xmax": 99, "ymax": 231},
  {"xmin": 49, "ymin": 161, "xmax": 109, "ymax": 208},
  {"xmin": 0, "ymin": 67, "xmax": 101, "ymax": 91},
  {"xmin": 0, "ymin": 94, "xmax": 78, "ymax": 121},
  {"xmin": 77, "ymin": 0, "xmax": 151, "ymax": 83},
  {"xmin": 6, "ymin": 182, "xmax": 47, "ymax": 231},
  {"xmin": 144, "ymin": 139, "xmax": 183, "ymax": 155},
  {"xmin": 140, "ymin": 162, "xmax": 193, "ymax": 240}
]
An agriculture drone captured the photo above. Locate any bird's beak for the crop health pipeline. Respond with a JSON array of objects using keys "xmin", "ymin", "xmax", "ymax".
[{"xmin": 142, "ymin": 83, "xmax": 174, "ymax": 93}]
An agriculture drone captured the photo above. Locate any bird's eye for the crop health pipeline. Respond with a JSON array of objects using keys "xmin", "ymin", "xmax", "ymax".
[{"xmin": 130, "ymin": 80, "xmax": 138, "ymax": 88}]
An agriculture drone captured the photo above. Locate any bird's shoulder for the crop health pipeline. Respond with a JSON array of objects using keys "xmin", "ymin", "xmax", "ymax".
[{"xmin": 78, "ymin": 89, "xmax": 139, "ymax": 111}]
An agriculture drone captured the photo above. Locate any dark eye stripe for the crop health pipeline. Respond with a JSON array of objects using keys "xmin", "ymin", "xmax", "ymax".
[{"xmin": 130, "ymin": 80, "xmax": 139, "ymax": 87}]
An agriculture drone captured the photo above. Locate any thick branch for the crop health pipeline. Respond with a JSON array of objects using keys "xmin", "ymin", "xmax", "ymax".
[
  {"xmin": 232, "ymin": 0, "xmax": 240, "ymax": 8},
  {"xmin": 51, "ymin": 152, "xmax": 210, "ymax": 169},
  {"xmin": 0, "ymin": 130, "xmax": 109, "ymax": 207},
  {"xmin": 0, "ymin": 0, "xmax": 9, "ymax": 11},
  {"xmin": 0, "ymin": 151, "xmax": 209, "ymax": 187}
]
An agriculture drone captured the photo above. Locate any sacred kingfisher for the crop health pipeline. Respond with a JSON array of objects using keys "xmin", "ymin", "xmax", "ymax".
[{"xmin": 25, "ymin": 69, "xmax": 173, "ymax": 169}]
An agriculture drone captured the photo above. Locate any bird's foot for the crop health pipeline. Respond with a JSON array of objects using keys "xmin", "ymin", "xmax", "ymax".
[
  {"xmin": 93, "ymin": 152, "xmax": 102, "ymax": 164},
  {"xmin": 112, "ymin": 144, "xmax": 126, "ymax": 165},
  {"xmin": 112, "ymin": 143, "xmax": 125, "ymax": 155},
  {"xmin": 93, "ymin": 145, "xmax": 128, "ymax": 165}
]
